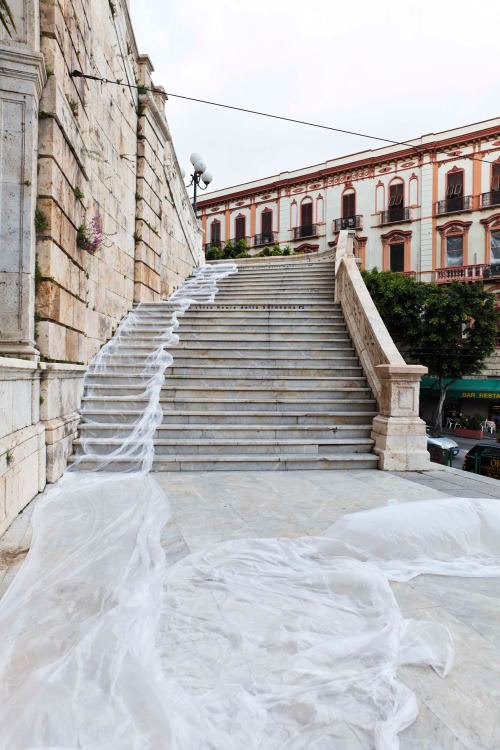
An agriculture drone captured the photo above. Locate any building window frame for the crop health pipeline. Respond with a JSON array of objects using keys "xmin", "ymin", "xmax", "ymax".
[
  {"xmin": 381, "ymin": 229, "xmax": 412, "ymax": 272},
  {"xmin": 437, "ymin": 220, "xmax": 472, "ymax": 268},
  {"xmin": 210, "ymin": 220, "xmax": 221, "ymax": 244}
]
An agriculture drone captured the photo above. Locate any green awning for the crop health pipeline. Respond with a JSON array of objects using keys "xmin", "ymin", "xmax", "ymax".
[{"xmin": 420, "ymin": 378, "xmax": 500, "ymax": 400}]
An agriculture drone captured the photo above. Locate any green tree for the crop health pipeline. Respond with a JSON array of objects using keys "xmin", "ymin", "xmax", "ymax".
[{"xmin": 362, "ymin": 268, "xmax": 498, "ymax": 430}]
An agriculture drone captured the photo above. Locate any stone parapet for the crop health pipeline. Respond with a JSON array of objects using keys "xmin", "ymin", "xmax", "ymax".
[
  {"xmin": 336, "ymin": 231, "xmax": 429, "ymax": 470},
  {"xmin": 0, "ymin": 357, "xmax": 87, "ymax": 536}
]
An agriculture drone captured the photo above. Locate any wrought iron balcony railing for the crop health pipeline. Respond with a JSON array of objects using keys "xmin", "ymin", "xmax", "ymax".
[
  {"xmin": 293, "ymin": 224, "xmax": 318, "ymax": 239},
  {"xmin": 482, "ymin": 262, "xmax": 500, "ymax": 279},
  {"xmin": 435, "ymin": 263, "xmax": 485, "ymax": 283},
  {"xmin": 334, "ymin": 215, "xmax": 362, "ymax": 231},
  {"xmin": 379, "ymin": 206, "xmax": 411, "ymax": 225},
  {"xmin": 435, "ymin": 195, "xmax": 472, "ymax": 215},
  {"xmin": 253, "ymin": 231, "xmax": 277, "ymax": 246},
  {"xmin": 481, "ymin": 191, "xmax": 500, "ymax": 209}
]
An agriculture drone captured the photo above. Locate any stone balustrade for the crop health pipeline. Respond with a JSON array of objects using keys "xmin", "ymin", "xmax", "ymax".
[{"xmin": 335, "ymin": 230, "xmax": 429, "ymax": 470}]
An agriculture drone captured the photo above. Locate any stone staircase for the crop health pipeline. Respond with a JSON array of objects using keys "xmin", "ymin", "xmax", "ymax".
[{"xmin": 73, "ymin": 258, "xmax": 379, "ymax": 470}]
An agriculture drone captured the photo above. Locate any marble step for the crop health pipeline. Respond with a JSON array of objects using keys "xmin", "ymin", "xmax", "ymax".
[
  {"xmin": 178, "ymin": 310, "xmax": 344, "ymax": 319},
  {"xmin": 78, "ymin": 423, "xmax": 373, "ymax": 440},
  {"xmin": 209, "ymin": 294, "xmax": 334, "ymax": 301},
  {"xmin": 130, "ymin": 323, "xmax": 348, "ymax": 334},
  {"xmin": 161, "ymin": 333, "xmax": 351, "ymax": 342},
  {"xmin": 215, "ymin": 283, "xmax": 335, "ymax": 291},
  {"xmin": 130, "ymin": 311, "xmax": 346, "ymax": 324},
  {"xmin": 136, "ymin": 302, "xmax": 340, "ymax": 311},
  {"xmin": 79, "ymin": 409, "xmax": 377, "ymax": 426},
  {"xmin": 82, "ymin": 385, "xmax": 372, "ymax": 399},
  {"xmin": 84, "ymin": 374, "xmax": 368, "ymax": 388},
  {"xmin": 82, "ymin": 396, "xmax": 377, "ymax": 412},
  {"xmin": 88, "ymin": 357, "xmax": 361, "ymax": 370},
  {"xmin": 85, "ymin": 368, "xmax": 365, "ymax": 381},
  {"xmin": 100, "ymin": 350, "xmax": 358, "ymax": 363},
  {"xmin": 69, "ymin": 453, "xmax": 379, "ymax": 472},
  {"xmin": 73, "ymin": 436, "xmax": 375, "ymax": 457},
  {"xmin": 110, "ymin": 340, "xmax": 353, "ymax": 352}
]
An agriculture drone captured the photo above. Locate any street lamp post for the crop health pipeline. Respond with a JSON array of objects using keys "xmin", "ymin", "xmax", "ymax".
[{"xmin": 185, "ymin": 153, "xmax": 213, "ymax": 217}]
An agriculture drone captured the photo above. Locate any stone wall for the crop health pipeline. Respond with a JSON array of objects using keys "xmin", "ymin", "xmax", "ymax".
[
  {"xmin": 0, "ymin": 356, "xmax": 85, "ymax": 536},
  {"xmin": 35, "ymin": 0, "xmax": 202, "ymax": 364},
  {"xmin": 0, "ymin": 0, "xmax": 203, "ymax": 536}
]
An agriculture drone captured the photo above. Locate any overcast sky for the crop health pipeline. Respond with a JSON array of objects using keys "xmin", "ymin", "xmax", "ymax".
[{"xmin": 130, "ymin": 0, "xmax": 498, "ymax": 197}]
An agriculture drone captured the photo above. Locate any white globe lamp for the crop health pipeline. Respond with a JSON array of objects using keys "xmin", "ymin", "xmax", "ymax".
[{"xmin": 193, "ymin": 159, "xmax": 207, "ymax": 174}]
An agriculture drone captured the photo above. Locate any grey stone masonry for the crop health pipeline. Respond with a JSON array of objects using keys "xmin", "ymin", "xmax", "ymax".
[{"xmin": 72, "ymin": 257, "xmax": 380, "ymax": 470}]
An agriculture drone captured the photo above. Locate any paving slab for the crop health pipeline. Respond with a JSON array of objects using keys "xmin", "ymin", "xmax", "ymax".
[{"xmin": 1, "ymin": 468, "xmax": 499, "ymax": 748}]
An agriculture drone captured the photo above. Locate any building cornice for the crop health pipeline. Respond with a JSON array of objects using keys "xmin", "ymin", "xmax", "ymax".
[
  {"xmin": 0, "ymin": 46, "xmax": 46, "ymax": 99},
  {"xmin": 198, "ymin": 122, "xmax": 500, "ymax": 211}
]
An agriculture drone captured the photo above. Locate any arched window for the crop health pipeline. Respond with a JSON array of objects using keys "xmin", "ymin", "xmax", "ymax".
[
  {"xmin": 300, "ymin": 199, "xmax": 313, "ymax": 228},
  {"xmin": 388, "ymin": 179, "xmax": 404, "ymax": 221},
  {"xmin": 210, "ymin": 221, "xmax": 221, "ymax": 245},
  {"xmin": 235, "ymin": 216, "xmax": 246, "ymax": 240},
  {"xmin": 342, "ymin": 188, "xmax": 355, "ymax": 219},
  {"xmin": 445, "ymin": 169, "xmax": 464, "ymax": 212},
  {"xmin": 261, "ymin": 209, "xmax": 273, "ymax": 243},
  {"xmin": 445, "ymin": 233, "xmax": 463, "ymax": 267}
]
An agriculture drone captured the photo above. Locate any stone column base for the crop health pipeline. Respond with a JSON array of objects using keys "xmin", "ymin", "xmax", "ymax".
[{"xmin": 372, "ymin": 415, "xmax": 430, "ymax": 471}]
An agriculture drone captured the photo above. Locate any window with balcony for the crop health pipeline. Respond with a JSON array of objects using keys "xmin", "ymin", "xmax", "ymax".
[
  {"xmin": 210, "ymin": 221, "xmax": 220, "ymax": 244},
  {"xmin": 492, "ymin": 164, "xmax": 500, "ymax": 205},
  {"xmin": 343, "ymin": 191, "xmax": 355, "ymax": 218},
  {"xmin": 389, "ymin": 243, "xmax": 405, "ymax": 272},
  {"xmin": 261, "ymin": 210, "xmax": 273, "ymax": 243},
  {"xmin": 446, "ymin": 235, "xmax": 464, "ymax": 267},
  {"xmin": 295, "ymin": 200, "xmax": 316, "ymax": 238},
  {"xmin": 235, "ymin": 216, "xmax": 246, "ymax": 240},
  {"xmin": 446, "ymin": 171, "xmax": 464, "ymax": 213},
  {"xmin": 387, "ymin": 181, "xmax": 404, "ymax": 222},
  {"xmin": 301, "ymin": 201, "xmax": 312, "ymax": 226},
  {"xmin": 491, "ymin": 231, "xmax": 500, "ymax": 263}
]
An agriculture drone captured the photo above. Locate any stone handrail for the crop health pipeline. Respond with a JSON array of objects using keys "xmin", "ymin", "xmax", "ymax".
[{"xmin": 335, "ymin": 230, "xmax": 429, "ymax": 470}]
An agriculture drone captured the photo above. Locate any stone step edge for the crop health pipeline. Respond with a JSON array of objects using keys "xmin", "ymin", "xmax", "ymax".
[
  {"xmin": 78, "ymin": 423, "xmax": 375, "ymax": 431},
  {"xmin": 69, "ymin": 453, "xmax": 379, "ymax": 466},
  {"xmin": 79, "ymin": 409, "xmax": 377, "ymax": 417},
  {"xmin": 73, "ymin": 438, "xmax": 375, "ymax": 447}
]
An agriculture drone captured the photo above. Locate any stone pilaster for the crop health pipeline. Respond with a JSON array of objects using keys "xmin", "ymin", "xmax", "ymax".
[{"xmin": 0, "ymin": 5, "xmax": 46, "ymax": 359}]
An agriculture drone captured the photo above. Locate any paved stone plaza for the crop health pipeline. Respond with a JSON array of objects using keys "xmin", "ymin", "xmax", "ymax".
[{"xmin": 1, "ymin": 467, "xmax": 499, "ymax": 749}]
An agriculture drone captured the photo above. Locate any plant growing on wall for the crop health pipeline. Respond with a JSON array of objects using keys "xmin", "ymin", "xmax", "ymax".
[
  {"xmin": 77, "ymin": 214, "xmax": 106, "ymax": 253},
  {"xmin": 0, "ymin": 0, "xmax": 15, "ymax": 36},
  {"xmin": 361, "ymin": 269, "xmax": 498, "ymax": 431},
  {"xmin": 34, "ymin": 207, "xmax": 48, "ymax": 232}
]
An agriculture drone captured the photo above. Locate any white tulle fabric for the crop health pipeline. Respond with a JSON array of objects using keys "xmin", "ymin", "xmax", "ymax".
[
  {"xmin": 320, "ymin": 497, "xmax": 500, "ymax": 581},
  {"xmin": 0, "ymin": 261, "xmax": 498, "ymax": 749}
]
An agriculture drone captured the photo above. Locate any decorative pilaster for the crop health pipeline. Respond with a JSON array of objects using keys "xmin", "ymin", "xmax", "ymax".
[{"xmin": 0, "ymin": 44, "xmax": 46, "ymax": 359}]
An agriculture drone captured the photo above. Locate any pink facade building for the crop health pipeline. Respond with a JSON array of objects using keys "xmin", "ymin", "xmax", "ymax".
[{"xmin": 197, "ymin": 116, "xmax": 500, "ymax": 288}]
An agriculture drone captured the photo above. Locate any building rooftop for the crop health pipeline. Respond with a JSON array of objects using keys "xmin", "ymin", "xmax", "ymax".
[{"xmin": 197, "ymin": 115, "xmax": 500, "ymax": 204}]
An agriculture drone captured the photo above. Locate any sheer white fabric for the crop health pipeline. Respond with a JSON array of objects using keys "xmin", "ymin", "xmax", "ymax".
[{"xmin": 320, "ymin": 497, "xmax": 500, "ymax": 581}]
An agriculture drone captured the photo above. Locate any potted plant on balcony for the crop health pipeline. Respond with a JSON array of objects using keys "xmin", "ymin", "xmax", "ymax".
[{"xmin": 456, "ymin": 413, "xmax": 484, "ymax": 440}]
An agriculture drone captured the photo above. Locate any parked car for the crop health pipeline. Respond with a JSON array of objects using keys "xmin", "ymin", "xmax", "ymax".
[
  {"xmin": 463, "ymin": 442, "xmax": 500, "ymax": 477},
  {"xmin": 426, "ymin": 427, "xmax": 459, "ymax": 456}
]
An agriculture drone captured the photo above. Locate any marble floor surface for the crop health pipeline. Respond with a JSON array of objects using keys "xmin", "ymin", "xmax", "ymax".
[{"xmin": 1, "ymin": 468, "xmax": 499, "ymax": 749}]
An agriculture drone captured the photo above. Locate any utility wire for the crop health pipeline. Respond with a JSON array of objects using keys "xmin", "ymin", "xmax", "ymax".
[{"xmin": 70, "ymin": 70, "xmax": 499, "ymax": 165}]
